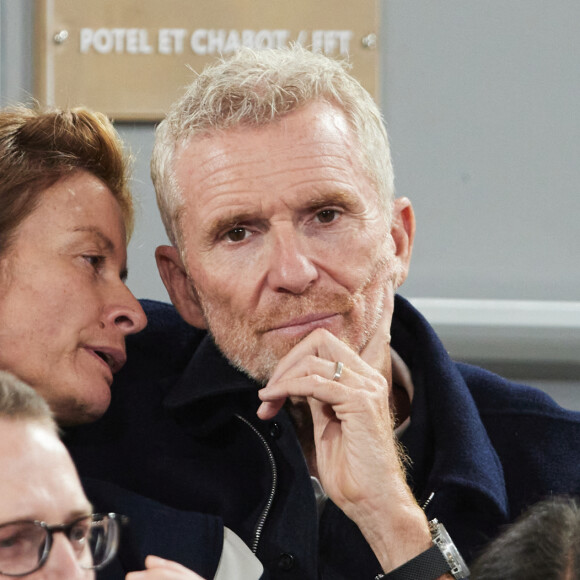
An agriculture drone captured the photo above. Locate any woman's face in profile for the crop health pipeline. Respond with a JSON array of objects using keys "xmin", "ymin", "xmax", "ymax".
[{"xmin": 0, "ymin": 171, "xmax": 147, "ymax": 425}]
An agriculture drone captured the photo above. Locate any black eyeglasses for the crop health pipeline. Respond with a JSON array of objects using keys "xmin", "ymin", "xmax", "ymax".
[{"xmin": 0, "ymin": 513, "xmax": 126, "ymax": 577}]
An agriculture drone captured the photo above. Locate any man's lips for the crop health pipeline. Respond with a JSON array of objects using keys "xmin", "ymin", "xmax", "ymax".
[
  {"xmin": 264, "ymin": 313, "xmax": 341, "ymax": 336},
  {"xmin": 84, "ymin": 346, "xmax": 126, "ymax": 375}
]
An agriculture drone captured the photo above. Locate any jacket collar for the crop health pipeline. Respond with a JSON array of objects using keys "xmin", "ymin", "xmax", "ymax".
[
  {"xmin": 163, "ymin": 333, "xmax": 258, "ymax": 409},
  {"xmin": 393, "ymin": 295, "xmax": 509, "ymax": 521}
]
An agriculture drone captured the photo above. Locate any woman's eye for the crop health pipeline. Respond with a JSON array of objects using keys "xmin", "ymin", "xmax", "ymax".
[
  {"xmin": 315, "ymin": 209, "xmax": 340, "ymax": 224},
  {"xmin": 224, "ymin": 228, "xmax": 249, "ymax": 243},
  {"xmin": 83, "ymin": 255, "xmax": 105, "ymax": 269}
]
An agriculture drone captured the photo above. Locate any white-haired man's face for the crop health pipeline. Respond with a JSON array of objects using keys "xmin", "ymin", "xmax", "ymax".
[{"xmin": 157, "ymin": 101, "xmax": 414, "ymax": 381}]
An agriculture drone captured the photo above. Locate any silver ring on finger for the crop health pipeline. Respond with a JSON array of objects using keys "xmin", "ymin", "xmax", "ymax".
[{"xmin": 332, "ymin": 361, "xmax": 344, "ymax": 382}]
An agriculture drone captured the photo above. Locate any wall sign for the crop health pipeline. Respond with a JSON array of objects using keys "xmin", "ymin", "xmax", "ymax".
[{"xmin": 35, "ymin": 0, "xmax": 379, "ymax": 120}]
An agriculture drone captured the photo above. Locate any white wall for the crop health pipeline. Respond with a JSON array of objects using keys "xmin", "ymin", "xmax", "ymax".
[
  {"xmin": 381, "ymin": 1, "xmax": 580, "ymax": 302},
  {"xmin": 377, "ymin": 1, "xmax": 580, "ymax": 389}
]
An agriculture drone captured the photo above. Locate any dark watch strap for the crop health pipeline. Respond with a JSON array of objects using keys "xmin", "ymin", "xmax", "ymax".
[{"xmin": 375, "ymin": 545, "xmax": 450, "ymax": 580}]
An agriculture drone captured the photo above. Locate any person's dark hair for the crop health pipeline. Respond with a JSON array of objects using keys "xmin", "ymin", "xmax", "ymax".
[
  {"xmin": 471, "ymin": 496, "xmax": 580, "ymax": 580},
  {"xmin": 0, "ymin": 104, "xmax": 133, "ymax": 256},
  {"xmin": 0, "ymin": 370, "xmax": 57, "ymax": 433}
]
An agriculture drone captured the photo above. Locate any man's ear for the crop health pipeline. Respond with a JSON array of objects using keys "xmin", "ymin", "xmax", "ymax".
[
  {"xmin": 155, "ymin": 245, "xmax": 208, "ymax": 329},
  {"xmin": 390, "ymin": 197, "xmax": 416, "ymax": 288}
]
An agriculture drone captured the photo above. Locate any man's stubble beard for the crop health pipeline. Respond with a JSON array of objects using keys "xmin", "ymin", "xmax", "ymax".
[
  {"xmin": 190, "ymin": 253, "xmax": 394, "ymax": 384},
  {"xmin": 200, "ymin": 290, "xmax": 360, "ymax": 384}
]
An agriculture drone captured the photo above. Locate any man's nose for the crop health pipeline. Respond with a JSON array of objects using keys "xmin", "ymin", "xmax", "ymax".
[
  {"xmin": 265, "ymin": 228, "xmax": 318, "ymax": 294},
  {"xmin": 41, "ymin": 533, "xmax": 91, "ymax": 579}
]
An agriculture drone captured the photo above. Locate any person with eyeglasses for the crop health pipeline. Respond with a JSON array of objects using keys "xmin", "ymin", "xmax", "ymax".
[
  {"xmin": 0, "ymin": 370, "xmax": 119, "ymax": 579},
  {"xmin": 0, "ymin": 370, "xmax": 204, "ymax": 579}
]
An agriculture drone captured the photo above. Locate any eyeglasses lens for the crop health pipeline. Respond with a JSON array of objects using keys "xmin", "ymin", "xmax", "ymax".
[
  {"xmin": 0, "ymin": 514, "xmax": 119, "ymax": 576},
  {"xmin": 0, "ymin": 521, "xmax": 47, "ymax": 576}
]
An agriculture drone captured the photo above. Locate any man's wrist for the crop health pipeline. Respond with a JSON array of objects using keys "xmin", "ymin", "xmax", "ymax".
[
  {"xmin": 374, "ymin": 520, "xmax": 469, "ymax": 580},
  {"xmin": 359, "ymin": 502, "xmax": 432, "ymax": 572}
]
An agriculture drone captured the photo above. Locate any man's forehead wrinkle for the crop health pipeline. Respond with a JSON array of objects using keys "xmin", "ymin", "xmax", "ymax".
[
  {"xmin": 287, "ymin": 148, "xmax": 356, "ymax": 169},
  {"xmin": 194, "ymin": 162, "xmax": 369, "ymax": 217},
  {"xmin": 191, "ymin": 151, "xmax": 272, "ymax": 191},
  {"xmin": 282, "ymin": 162, "xmax": 364, "ymax": 188},
  {"xmin": 182, "ymin": 130, "xmax": 354, "ymax": 188},
  {"xmin": 206, "ymin": 148, "xmax": 357, "ymax": 187}
]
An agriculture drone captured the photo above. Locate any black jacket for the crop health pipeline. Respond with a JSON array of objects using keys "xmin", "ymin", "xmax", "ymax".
[{"xmin": 65, "ymin": 296, "xmax": 580, "ymax": 579}]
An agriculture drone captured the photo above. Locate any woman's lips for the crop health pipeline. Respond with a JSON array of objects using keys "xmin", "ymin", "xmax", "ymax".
[{"xmin": 83, "ymin": 346, "xmax": 127, "ymax": 380}]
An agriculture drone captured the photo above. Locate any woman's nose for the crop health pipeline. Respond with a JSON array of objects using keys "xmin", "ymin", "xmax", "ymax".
[{"xmin": 103, "ymin": 282, "xmax": 148, "ymax": 336}]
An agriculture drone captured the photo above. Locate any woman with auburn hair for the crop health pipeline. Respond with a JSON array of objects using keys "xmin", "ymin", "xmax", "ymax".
[
  {"xmin": 0, "ymin": 105, "xmax": 209, "ymax": 579},
  {"xmin": 0, "ymin": 104, "xmax": 146, "ymax": 425}
]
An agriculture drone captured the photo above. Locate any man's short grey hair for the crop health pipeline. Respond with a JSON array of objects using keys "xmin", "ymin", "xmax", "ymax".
[
  {"xmin": 151, "ymin": 45, "xmax": 395, "ymax": 248},
  {"xmin": 0, "ymin": 371, "xmax": 57, "ymax": 433}
]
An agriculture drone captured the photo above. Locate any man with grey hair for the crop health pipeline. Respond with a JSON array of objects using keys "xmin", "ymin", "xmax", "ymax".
[{"xmin": 67, "ymin": 46, "xmax": 580, "ymax": 580}]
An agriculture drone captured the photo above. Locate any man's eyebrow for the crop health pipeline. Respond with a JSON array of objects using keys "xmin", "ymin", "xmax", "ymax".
[
  {"xmin": 305, "ymin": 190, "xmax": 358, "ymax": 208},
  {"xmin": 58, "ymin": 507, "xmax": 94, "ymax": 524},
  {"xmin": 204, "ymin": 211, "xmax": 259, "ymax": 240},
  {"xmin": 69, "ymin": 508, "xmax": 93, "ymax": 519}
]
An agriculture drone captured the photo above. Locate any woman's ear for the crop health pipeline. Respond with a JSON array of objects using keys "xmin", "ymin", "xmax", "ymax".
[
  {"xmin": 390, "ymin": 197, "xmax": 416, "ymax": 288},
  {"xmin": 155, "ymin": 245, "xmax": 208, "ymax": 329}
]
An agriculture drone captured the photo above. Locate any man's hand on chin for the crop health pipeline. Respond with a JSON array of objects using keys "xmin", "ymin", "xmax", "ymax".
[{"xmin": 257, "ymin": 318, "xmax": 433, "ymax": 574}]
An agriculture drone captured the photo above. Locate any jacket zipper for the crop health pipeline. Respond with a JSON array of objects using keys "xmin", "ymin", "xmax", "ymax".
[
  {"xmin": 421, "ymin": 491, "xmax": 435, "ymax": 512},
  {"xmin": 235, "ymin": 413, "xmax": 278, "ymax": 553}
]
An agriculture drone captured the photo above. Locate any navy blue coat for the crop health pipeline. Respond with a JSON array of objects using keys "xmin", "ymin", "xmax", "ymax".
[
  {"xmin": 80, "ymin": 477, "xmax": 223, "ymax": 579},
  {"xmin": 65, "ymin": 296, "xmax": 580, "ymax": 579}
]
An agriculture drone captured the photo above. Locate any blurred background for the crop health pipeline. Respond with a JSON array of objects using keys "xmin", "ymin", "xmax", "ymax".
[{"xmin": 2, "ymin": 0, "xmax": 578, "ymax": 407}]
